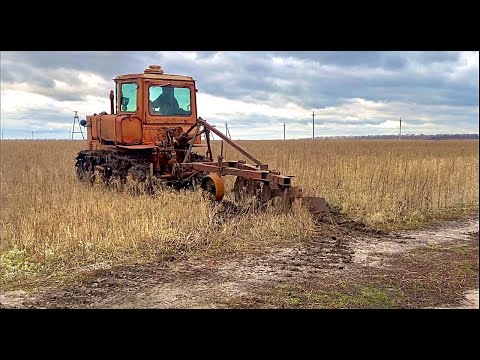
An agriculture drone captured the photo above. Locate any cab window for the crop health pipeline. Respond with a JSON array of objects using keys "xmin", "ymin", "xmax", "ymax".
[
  {"xmin": 121, "ymin": 83, "xmax": 137, "ymax": 112},
  {"xmin": 149, "ymin": 86, "xmax": 191, "ymax": 116}
]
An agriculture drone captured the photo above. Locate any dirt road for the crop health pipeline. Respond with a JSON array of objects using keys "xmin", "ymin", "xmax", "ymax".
[{"xmin": 1, "ymin": 217, "xmax": 478, "ymax": 309}]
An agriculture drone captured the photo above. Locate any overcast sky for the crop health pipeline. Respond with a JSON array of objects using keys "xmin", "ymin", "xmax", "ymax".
[{"xmin": 1, "ymin": 51, "xmax": 478, "ymax": 139}]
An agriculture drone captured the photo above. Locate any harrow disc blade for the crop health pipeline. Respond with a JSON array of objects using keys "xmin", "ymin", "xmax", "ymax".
[
  {"xmin": 233, "ymin": 177, "xmax": 272, "ymax": 205},
  {"xmin": 201, "ymin": 173, "xmax": 225, "ymax": 201}
]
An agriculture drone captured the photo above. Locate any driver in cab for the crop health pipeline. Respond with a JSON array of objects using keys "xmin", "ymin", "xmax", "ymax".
[{"xmin": 150, "ymin": 86, "xmax": 189, "ymax": 116}]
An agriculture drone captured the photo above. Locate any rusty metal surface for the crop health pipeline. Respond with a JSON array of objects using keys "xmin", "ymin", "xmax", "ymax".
[
  {"xmin": 187, "ymin": 162, "xmax": 292, "ymax": 187},
  {"xmin": 117, "ymin": 145, "xmax": 157, "ymax": 150},
  {"xmin": 109, "ymin": 90, "xmax": 115, "ymax": 114},
  {"xmin": 114, "ymin": 73, "xmax": 194, "ymax": 81},
  {"xmin": 201, "ymin": 174, "xmax": 225, "ymax": 201},
  {"xmin": 86, "ymin": 68, "xmax": 197, "ymax": 148}
]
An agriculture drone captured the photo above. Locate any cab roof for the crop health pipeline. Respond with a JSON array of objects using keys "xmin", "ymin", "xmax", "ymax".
[
  {"xmin": 114, "ymin": 65, "xmax": 194, "ymax": 82},
  {"xmin": 114, "ymin": 73, "xmax": 194, "ymax": 82}
]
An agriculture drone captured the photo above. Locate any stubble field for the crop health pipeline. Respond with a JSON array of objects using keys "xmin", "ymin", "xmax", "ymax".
[{"xmin": 1, "ymin": 139, "xmax": 478, "ymax": 289}]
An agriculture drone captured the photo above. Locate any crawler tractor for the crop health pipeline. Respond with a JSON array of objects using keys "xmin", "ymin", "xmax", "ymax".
[{"xmin": 75, "ymin": 65, "xmax": 326, "ymax": 213}]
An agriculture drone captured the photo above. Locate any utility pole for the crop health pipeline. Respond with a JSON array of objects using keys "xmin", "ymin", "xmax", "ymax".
[
  {"xmin": 399, "ymin": 117, "xmax": 402, "ymax": 141},
  {"xmin": 223, "ymin": 122, "xmax": 227, "ymax": 158},
  {"xmin": 225, "ymin": 122, "xmax": 231, "ymax": 139},
  {"xmin": 32, "ymin": 131, "xmax": 34, "ymax": 140},
  {"xmin": 221, "ymin": 122, "xmax": 232, "ymax": 158},
  {"xmin": 283, "ymin": 122, "xmax": 286, "ymax": 140},
  {"xmin": 312, "ymin": 110, "xmax": 315, "ymax": 139}
]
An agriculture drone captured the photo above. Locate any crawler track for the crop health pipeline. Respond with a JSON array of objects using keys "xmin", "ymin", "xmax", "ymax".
[{"xmin": 75, "ymin": 149, "xmax": 207, "ymax": 191}]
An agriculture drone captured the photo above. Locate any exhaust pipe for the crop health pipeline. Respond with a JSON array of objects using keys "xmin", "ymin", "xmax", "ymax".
[{"xmin": 109, "ymin": 90, "xmax": 114, "ymax": 115}]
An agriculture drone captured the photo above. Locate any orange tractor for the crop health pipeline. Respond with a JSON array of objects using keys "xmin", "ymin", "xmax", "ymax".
[{"xmin": 76, "ymin": 65, "xmax": 326, "ymax": 212}]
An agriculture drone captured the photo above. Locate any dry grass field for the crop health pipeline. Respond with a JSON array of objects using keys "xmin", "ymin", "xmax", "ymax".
[
  {"xmin": 217, "ymin": 139, "xmax": 479, "ymax": 228},
  {"xmin": 1, "ymin": 139, "xmax": 478, "ymax": 288}
]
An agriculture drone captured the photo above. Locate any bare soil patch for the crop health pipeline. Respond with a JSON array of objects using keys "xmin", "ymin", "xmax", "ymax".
[{"xmin": 1, "ymin": 216, "xmax": 477, "ymax": 309}]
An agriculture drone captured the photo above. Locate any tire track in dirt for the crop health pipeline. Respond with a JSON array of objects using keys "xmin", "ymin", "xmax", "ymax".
[
  {"xmin": 351, "ymin": 218, "xmax": 479, "ymax": 268},
  {"xmin": 1, "ymin": 217, "xmax": 478, "ymax": 309}
]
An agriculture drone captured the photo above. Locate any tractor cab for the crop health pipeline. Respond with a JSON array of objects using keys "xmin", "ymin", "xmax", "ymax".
[
  {"xmin": 113, "ymin": 65, "xmax": 198, "ymax": 125},
  {"xmin": 85, "ymin": 65, "xmax": 200, "ymax": 149}
]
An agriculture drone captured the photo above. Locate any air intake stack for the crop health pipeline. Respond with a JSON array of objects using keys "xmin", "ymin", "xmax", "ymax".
[{"xmin": 144, "ymin": 65, "xmax": 164, "ymax": 74}]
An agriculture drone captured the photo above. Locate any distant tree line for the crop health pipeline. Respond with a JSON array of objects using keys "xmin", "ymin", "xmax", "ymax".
[{"xmin": 308, "ymin": 134, "xmax": 479, "ymax": 140}]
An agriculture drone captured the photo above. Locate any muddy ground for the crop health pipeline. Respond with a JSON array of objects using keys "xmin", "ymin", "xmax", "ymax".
[{"xmin": 1, "ymin": 215, "xmax": 478, "ymax": 309}]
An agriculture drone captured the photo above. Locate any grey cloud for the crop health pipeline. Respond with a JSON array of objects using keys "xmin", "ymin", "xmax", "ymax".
[
  {"xmin": 2, "ymin": 51, "xmax": 148, "ymax": 78},
  {"xmin": 270, "ymin": 51, "xmax": 460, "ymax": 69},
  {"xmin": 1, "ymin": 51, "xmax": 477, "ymax": 139},
  {"xmin": 3, "ymin": 51, "xmax": 477, "ymax": 108},
  {"xmin": 402, "ymin": 120, "xmax": 428, "ymax": 125}
]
